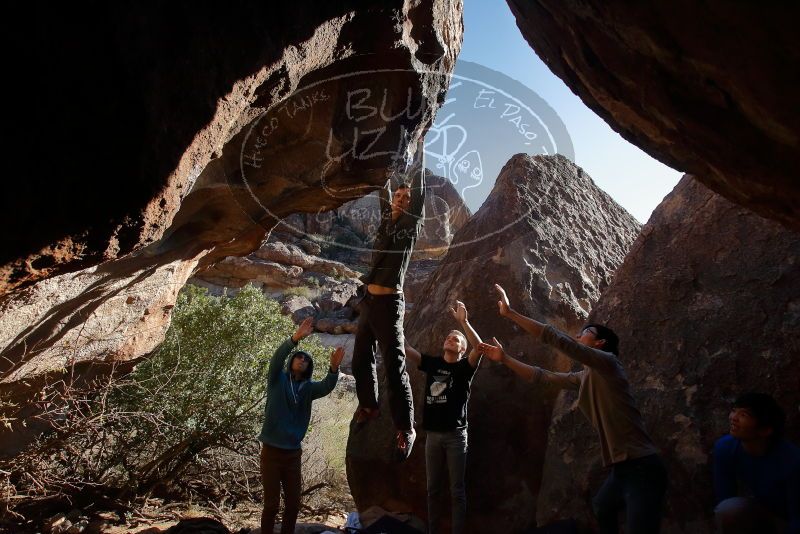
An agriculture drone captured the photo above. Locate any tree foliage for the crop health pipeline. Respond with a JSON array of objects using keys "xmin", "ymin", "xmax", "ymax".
[
  {"xmin": 2, "ymin": 283, "xmax": 330, "ymax": 502},
  {"xmin": 111, "ymin": 283, "xmax": 328, "ymax": 490}
]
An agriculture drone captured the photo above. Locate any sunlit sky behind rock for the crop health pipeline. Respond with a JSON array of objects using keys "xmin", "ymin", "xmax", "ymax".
[{"xmin": 429, "ymin": 0, "xmax": 682, "ymax": 224}]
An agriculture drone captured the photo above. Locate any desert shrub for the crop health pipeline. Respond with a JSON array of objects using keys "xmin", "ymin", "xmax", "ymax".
[
  {"xmin": 1, "ymin": 283, "xmax": 343, "ymax": 520},
  {"xmin": 300, "ymin": 381, "xmax": 358, "ymax": 512},
  {"xmin": 109, "ymin": 283, "xmax": 328, "ymax": 491}
]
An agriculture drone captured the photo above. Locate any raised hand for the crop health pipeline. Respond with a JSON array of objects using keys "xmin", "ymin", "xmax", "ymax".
[
  {"xmin": 495, "ymin": 284, "xmax": 511, "ymax": 317},
  {"xmin": 292, "ymin": 317, "xmax": 314, "ymax": 343},
  {"xmin": 330, "ymin": 346, "xmax": 345, "ymax": 372},
  {"xmin": 449, "ymin": 300, "xmax": 468, "ymax": 324},
  {"xmin": 478, "ymin": 337, "xmax": 506, "ymax": 362}
]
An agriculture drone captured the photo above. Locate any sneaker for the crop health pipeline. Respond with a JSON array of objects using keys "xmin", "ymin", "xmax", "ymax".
[{"xmin": 394, "ymin": 428, "xmax": 416, "ymax": 462}]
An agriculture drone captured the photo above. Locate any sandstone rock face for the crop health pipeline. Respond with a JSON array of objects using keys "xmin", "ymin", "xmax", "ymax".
[
  {"xmin": 191, "ymin": 237, "xmax": 363, "ymax": 335},
  {"xmin": 536, "ymin": 177, "xmax": 800, "ymax": 533},
  {"xmin": 0, "ymin": 252, "xmax": 200, "ymax": 457},
  {"xmin": 507, "ymin": 1, "xmax": 800, "ymax": 230},
  {"xmin": 281, "ymin": 296, "xmax": 316, "ymax": 324},
  {"xmin": 346, "ymin": 154, "xmax": 640, "ymax": 532},
  {"xmin": 195, "ymin": 255, "xmax": 304, "ymax": 290},
  {"xmin": 2, "ymin": 1, "xmax": 461, "ymax": 296},
  {"xmin": 1, "ymin": 1, "xmax": 462, "ymax": 449},
  {"xmin": 254, "ymin": 243, "xmax": 361, "ymax": 280},
  {"xmin": 194, "ymin": 242, "xmax": 360, "ymax": 292},
  {"xmin": 0, "ymin": 256, "xmax": 198, "ymax": 386}
]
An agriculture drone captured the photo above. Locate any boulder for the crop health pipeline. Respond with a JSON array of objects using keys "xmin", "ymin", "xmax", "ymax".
[
  {"xmin": 298, "ymin": 239, "xmax": 322, "ymax": 257},
  {"xmin": 536, "ymin": 176, "xmax": 800, "ymax": 532},
  {"xmin": 311, "ymin": 333, "xmax": 356, "ymax": 375},
  {"xmin": 316, "ymin": 281, "xmax": 361, "ymax": 314},
  {"xmin": 254, "ymin": 242, "xmax": 361, "ymax": 280},
  {"xmin": 196, "ymin": 256, "xmax": 303, "ymax": 290},
  {"xmin": 403, "ymin": 259, "xmax": 440, "ymax": 307},
  {"xmin": 316, "ymin": 318, "xmax": 358, "ymax": 336},
  {"xmin": 281, "ymin": 296, "xmax": 316, "ymax": 324},
  {"xmin": 346, "ymin": 154, "xmax": 640, "ymax": 532},
  {"xmin": 0, "ymin": 255, "xmax": 197, "ymax": 388},
  {"xmin": 415, "ymin": 173, "xmax": 472, "ymax": 259},
  {"xmin": 2, "ymin": 1, "xmax": 461, "ymax": 295},
  {"xmin": 507, "ymin": 1, "xmax": 800, "ymax": 230}
]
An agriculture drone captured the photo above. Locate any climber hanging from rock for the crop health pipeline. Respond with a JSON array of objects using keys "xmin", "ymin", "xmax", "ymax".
[{"xmin": 351, "ymin": 137, "xmax": 426, "ymax": 462}]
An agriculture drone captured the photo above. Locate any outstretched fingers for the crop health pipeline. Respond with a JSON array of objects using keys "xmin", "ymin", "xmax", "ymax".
[
  {"xmin": 478, "ymin": 337, "xmax": 504, "ymax": 362},
  {"xmin": 494, "ymin": 284, "xmax": 511, "ymax": 316},
  {"xmin": 330, "ymin": 346, "xmax": 345, "ymax": 370}
]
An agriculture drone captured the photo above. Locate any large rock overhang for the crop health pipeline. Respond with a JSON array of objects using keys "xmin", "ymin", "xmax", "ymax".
[
  {"xmin": 507, "ymin": 1, "xmax": 800, "ymax": 231},
  {"xmin": 1, "ymin": 0, "xmax": 463, "ymax": 296},
  {"xmin": 0, "ymin": 1, "xmax": 463, "ymax": 451}
]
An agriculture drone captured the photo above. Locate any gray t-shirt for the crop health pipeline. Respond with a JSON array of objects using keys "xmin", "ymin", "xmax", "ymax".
[{"xmin": 533, "ymin": 325, "xmax": 659, "ymax": 466}]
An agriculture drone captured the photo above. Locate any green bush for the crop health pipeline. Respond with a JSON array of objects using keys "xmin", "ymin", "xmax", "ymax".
[
  {"xmin": 109, "ymin": 283, "xmax": 328, "ymax": 491},
  {"xmin": 3, "ymin": 283, "xmax": 332, "ymax": 506}
]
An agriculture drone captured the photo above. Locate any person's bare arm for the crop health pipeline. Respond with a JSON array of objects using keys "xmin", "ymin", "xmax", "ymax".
[
  {"xmin": 404, "ymin": 341, "xmax": 422, "ymax": 366},
  {"xmin": 478, "ymin": 338, "xmax": 536, "ymax": 382},
  {"xmin": 449, "ymin": 300, "xmax": 483, "ymax": 368},
  {"xmin": 478, "ymin": 337, "xmax": 580, "ymax": 390}
]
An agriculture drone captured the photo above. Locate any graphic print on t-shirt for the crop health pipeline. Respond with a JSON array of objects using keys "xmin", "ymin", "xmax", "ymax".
[
  {"xmin": 420, "ymin": 354, "xmax": 477, "ymax": 431},
  {"xmin": 428, "ymin": 372, "xmax": 452, "ymax": 403}
]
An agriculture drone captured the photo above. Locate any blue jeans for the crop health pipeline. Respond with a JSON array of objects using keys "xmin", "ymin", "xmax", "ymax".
[
  {"xmin": 592, "ymin": 453, "xmax": 667, "ymax": 534},
  {"xmin": 425, "ymin": 428, "xmax": 468, "ymax": 534}
]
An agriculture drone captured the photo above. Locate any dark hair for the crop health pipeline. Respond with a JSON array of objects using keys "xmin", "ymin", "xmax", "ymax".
[
  {"xmin": 290, "ymin": 351, "xmax": 314, "ymax": 381},
  {"xmin": 583, "ymin": 323, "xmax": 619, "ymax": 355},
  {"xmin": 734, "ymin": 392, "xmax": 785, "ymax": 441}
]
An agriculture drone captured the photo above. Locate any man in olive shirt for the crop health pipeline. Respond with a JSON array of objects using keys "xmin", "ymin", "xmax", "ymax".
[
  {"xmin": 479, "ymin": 284, "xmax": 666, "ymax": 534},
  {"xmin": 405, "ymin": 301, "xmax": 483, "ymax": 534},
  {"xmin": 352, "ymin": 142, "xmax": 425, "ymax": 461}
]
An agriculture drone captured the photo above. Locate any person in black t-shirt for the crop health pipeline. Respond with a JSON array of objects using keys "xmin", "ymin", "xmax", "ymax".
[{"xmin": 405, "ymin": 301, "xmax": 483, "ymax": 534}]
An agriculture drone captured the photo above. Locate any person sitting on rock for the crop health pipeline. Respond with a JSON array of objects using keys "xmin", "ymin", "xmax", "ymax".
[
  {"xmin": 713, "ymin": 392, "xmax": 800, "ymax": 534},
  {"xmin": 404, "ymin": 300, "xmax": 483, "ymax": 534},
  {"xmin": 478, "ymin": 284, "xmax": 666, "ymax": 534},
  {"xmin": 352, "ymin": 140, "xmax": 426, "ymax": 462},
  {"xmin": 258, "ymin": 317, "xmax": 344, "ymax": 534}
]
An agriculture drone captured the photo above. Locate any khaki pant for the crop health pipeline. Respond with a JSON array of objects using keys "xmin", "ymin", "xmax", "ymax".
[{"xmin": 260, "ymin": 443, "xmax": 302, "ymax": 534}]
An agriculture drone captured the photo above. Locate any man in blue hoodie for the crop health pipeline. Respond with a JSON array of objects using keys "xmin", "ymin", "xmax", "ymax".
[{"xmin": 258, "ymin": 317, "xmax": 344, "ymax": 534}]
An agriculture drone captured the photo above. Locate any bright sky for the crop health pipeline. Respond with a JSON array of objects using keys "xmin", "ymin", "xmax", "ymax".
[{"xmin": 455, "ymin": 0, "xmax": 682, "ymax": 223}]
